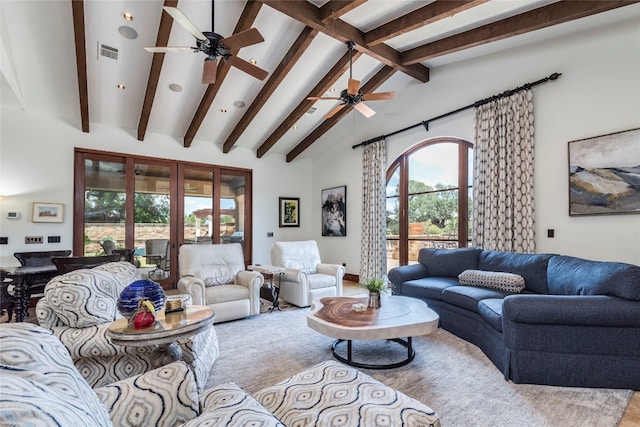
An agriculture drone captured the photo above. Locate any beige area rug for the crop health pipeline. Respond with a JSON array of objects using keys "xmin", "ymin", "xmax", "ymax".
[{"xmin": 207, "ymin": 305, "xmax": 632, "ymax": 427}]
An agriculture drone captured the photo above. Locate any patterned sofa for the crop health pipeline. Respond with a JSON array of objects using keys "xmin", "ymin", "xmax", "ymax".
[
  {"xmin": 36, "ymin": 261, "xmax": 218, "ymax": 392},
  {"xmin": 1, "ymin": 323, "xmax": 441, "ymax": 426}
]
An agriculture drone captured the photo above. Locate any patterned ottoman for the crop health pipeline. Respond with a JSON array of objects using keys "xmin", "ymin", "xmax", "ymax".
[{"xmin": 254, "ymin": 360, "xmax": 440, "ymax": 427}]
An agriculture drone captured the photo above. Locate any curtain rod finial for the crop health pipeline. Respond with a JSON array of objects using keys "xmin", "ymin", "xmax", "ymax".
[
  {"xmin": 549, "ymin": 72, "xmax": 561, "ymax": 80},
  {"xmin": 422, "ymin": 121, "xmax": 429, "ymax": 132}
]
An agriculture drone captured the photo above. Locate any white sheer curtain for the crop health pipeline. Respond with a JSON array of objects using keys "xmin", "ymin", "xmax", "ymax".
[
  {"xmin": 473, "ymin": 89, "xmax": 536, "ymax": 253},
  {"xmin": 360, "ymin": 138, "xmax": 387, "ymax": 282}
]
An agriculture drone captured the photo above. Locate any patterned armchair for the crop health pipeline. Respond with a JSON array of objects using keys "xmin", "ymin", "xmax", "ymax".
[
  {"xmin": 271, "ymin": 240, "xmax": 345, "ymax": 307},
  {"xmin": 36, "ymin": 261, "xmax": 218, "ymax": 392}
]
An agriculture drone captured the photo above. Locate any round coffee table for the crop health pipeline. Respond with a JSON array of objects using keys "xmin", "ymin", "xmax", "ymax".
[
  {"xmin": 107, "ymin": 305, "xmax": 215, "ymax": 368},
  {"xmin": 307, "ymin": 296, "xmax": 439, "ymax": 369}
]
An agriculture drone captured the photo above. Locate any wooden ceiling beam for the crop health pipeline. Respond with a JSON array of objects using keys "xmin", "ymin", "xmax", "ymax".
[
  {"xmin": 286, "ymin": 65, "xmax": 396, "ymax": 162},
  {"xmin": 256, "ymin": 0, "xmax": 429, "ymax": 83},
  {"xmin": 222, "ymin": 26, "xmax": 319, "ymax": 153},
  {"xmin": 401, "ymin": 0, "xmax": 640, "ymax": 65},
  {"xmin": 183, "ymin": 0, "xmax": 262, "ymax": 147},
  {"xmin": 364, "ymin": 0, "xmax": 489, "ymax": 46},
  {"xmin": 319, "ymin": 0, "xmax": 368, "ymax": 24},
  {"xmin": 137, "ymin": 0, "xmax": 177, "ymax": 141},
  {"xmin": 71, "ymin": 0, "xmax": 89, "ymax": 133},
  {"xmin": 256, "ymin": 50, "xmax": 363, "ymax": 158}
]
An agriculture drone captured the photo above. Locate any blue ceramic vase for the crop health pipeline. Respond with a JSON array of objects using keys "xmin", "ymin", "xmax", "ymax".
[{"xmin": 117, "ymin": 279, "xmax": 166, "ymax": 319}]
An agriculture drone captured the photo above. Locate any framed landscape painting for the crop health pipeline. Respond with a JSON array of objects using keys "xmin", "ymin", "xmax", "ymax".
[
  {"xmin": 279, "ymin": 197, "xmax": 300, "ymax": 227},
  {"xmin": 568, "ymin": 128, "xmax": 640, "ymax": 216},
  {"xmin": 32, "ymin": 202, "xmax": 64, "ymax": 223},
  {"xmin": 321, "ymin": 186, "xmax": 346, "ymax": 236}
]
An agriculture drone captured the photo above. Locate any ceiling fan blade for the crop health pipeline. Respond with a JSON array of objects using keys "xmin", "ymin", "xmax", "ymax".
[
  {"xmin": 354, "ymin": 102, "xmax": 376, "ymax": 118},
  {"xmin": 221, "ymin": 28, "xmax": 264, "ymax": 50},
  {"xmin": 347, "ymin": 78, "xmax": 360, "ymax": 95},
  {"xmin": 325, "ymin": 103, "xmax": 346, "ymax": 119},
  {"xmin": 202, "ymin": 58, "xmax": 217, "ymax": 84},
  {"xmin": 363, "ymin": 91, "xmax": 397, "ymax": 101},
  {"xmin": 163, "ymin": 6, "xmax": 207, "ymax": 41},
  {"xmin": 226, "ymin": 55, "xmax": 268, "ymax": 81},
  {"xmin": 144, "ymin": 46, "xmax": 196, "ymax": 53},
  {"xmin": 307, "ymin": 96, "xmax": 341, "ymax": 101}
]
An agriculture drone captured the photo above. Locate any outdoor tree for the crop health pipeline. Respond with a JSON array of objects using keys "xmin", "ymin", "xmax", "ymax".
[{"xmin": 134, "ymin": 194, "xmax": 170, "ymax": 223}]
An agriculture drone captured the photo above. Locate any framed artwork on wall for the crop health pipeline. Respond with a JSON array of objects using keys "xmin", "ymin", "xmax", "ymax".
[
  {"xmin": 279, "ymin": 197, "xmax": 300, "ymax": 227},
  {"xmin": 32, "ymin": 202, "xmax": 64, "ymax": 223},
  {"xmin": 568, "ymin": 127, "xmax": 640, "ymax": 216},
  {"xmin": 321, "ymin": 186, "xmax": 346, "ymax": 236}
]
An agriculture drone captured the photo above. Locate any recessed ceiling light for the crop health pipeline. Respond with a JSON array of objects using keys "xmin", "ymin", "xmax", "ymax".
[
  {"xmin": 117, "ymin": 84, "xmax": 126, "ymax": 90},
  {"xmin": 220, "ymin": 108, "xmax": 227, "ymax": 113},
  {"xmin": 169, "ymin": 83, "xmax": 183, "ymax": 92},
  {"xmin": 118, "ymin": 26, "xmax": 138, "ymax": 40},
  {"xmin": 233, "ymin": 100, "xmax": 246, "ymax": 108},
  {"xmin": 329, "ymin": 87, "xmax": 336, "ymax": 92},
  {"xmin": 249, "ymin": 58, "xmax": 257, "ymax": 65},
  {"xmin": 122, "ymin": 12, "xmax": 134, "ymax": 21},
  {"xmin": 292, "ymin": 125, "xmax": 298, "ymax": 130}
]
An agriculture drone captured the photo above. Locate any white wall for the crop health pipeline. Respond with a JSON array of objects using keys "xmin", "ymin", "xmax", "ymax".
[
  {"xmin": 0, "ymin": 109, "xmax": 312, "ymax": 267},
  {"xmin": 310, "ymin": 17, "xmax": 640, "ymax": 270}
]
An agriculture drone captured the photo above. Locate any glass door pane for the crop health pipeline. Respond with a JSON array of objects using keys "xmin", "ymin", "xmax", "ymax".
[
  {"xmin": 134, "ymin": 163, "xmax": 171, "ymax": 282},
  {"xmin": 219, "ymin": 174, "xmax": 245, "ymax": 247},
  {"xmin": 83, "ymin": 158, "xmax": 126, "ymax": 256},
  {"xmin": 183, "ymin": 168, "xmax": 214, "ymax": 245}
]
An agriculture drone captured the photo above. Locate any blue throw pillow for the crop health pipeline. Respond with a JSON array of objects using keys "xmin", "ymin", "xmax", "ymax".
[
  {"xmin": 418, "ymin": 248, "xmax": 481, "ymax": 277},
  {"xmin": 478, "ymin": 251, "xmax": 553, "ymax": 294}
]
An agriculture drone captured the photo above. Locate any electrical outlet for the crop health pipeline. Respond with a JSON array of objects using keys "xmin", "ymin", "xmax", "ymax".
[
  {"xmin": 267, "ymin": 232, "xmax": 274, "ymax": 237},
  {"xmin": 0, "ymin": 237, "xmax": 8, "ymax": 244},
  {"xmin": 25, "ymin": 236, "xmax": 43, "ymax": 244}
]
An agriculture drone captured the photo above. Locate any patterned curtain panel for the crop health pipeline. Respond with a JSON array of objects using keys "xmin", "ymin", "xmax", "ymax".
[
  {"xmin": 473, "ymin": 89, "xmax": 535, "ymax": 253},
  {"xmin": 360, "ymin": 139, "xmax": 387, "ymax": 281}
]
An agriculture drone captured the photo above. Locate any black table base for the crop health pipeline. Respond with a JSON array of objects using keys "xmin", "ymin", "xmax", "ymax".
[{"xmin": 331, "ymin": 337, "xmax": 415, "ymax": 370}]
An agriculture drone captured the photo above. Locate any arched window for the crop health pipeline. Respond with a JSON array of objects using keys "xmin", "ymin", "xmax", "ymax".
[{"xmin": 386, "ymin": 138, "xmax": 473, "ymax": 271}]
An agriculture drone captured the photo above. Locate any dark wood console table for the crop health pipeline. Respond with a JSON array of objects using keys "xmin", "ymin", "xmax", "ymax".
[{"xmin": 0, "ymin": 265, "xmax": 58, "ymax": 322}]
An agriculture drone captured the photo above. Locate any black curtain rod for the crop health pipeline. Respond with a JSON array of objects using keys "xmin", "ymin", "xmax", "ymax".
[{"xmin": 352, "ymin": 72, "xmax": 562, "ymax": 149}]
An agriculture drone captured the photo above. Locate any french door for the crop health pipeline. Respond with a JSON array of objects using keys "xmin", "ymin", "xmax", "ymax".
[{"xmin": 74, "ymin": 149, "xmax": 252, "ymax": 288}]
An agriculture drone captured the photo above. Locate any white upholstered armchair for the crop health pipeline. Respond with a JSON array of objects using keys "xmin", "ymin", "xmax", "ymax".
[
  {"xmin": 177, "ymin": 243, "xmax": 263, "ymax": 323},
  {"xmin": 271, "ymin": 240, "xmax": 345, "ymax": 307}
]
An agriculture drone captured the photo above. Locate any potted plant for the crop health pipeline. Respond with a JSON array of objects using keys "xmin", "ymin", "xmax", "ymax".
[{"xmin": 361, "ymin": 277, "xmax": 391, "ymax": 308}]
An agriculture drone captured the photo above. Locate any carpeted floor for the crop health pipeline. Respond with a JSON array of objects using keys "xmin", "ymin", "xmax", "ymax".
[{"xmin": 209, "ymin": 303, "xmax": 632, "ymax": 427}]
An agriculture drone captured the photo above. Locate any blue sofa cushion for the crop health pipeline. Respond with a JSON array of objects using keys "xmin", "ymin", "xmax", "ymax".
[
  {"xmin": 418, "ymin": 248, "xmax": 482, "ymax": 277},
  {"xmin": 401, "ymin": 277, "xmax": 460, "ymax": 301},
  {"xmin": 547, "ymin": 256, "xmax": 640, "ymax": 301},
  {"xmin": 441, "ymin": 286, "xmax": 511, "ymax": 313},
  {"xmin": 478, "ymin": 251, "xmax": 553, "ymax": 294},
  {"xmin": 478, "ymin": 298, "xmax": 504, "ymax": 332}
]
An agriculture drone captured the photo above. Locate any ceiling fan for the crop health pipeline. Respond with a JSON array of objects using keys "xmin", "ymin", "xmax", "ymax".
[
  {"xmin": 144, "ymin": 2, "xmax": 268, "ymax": 84},
  {"xmin": 308, "ymin": 41, "xmax": 396, "ymax": 119}
]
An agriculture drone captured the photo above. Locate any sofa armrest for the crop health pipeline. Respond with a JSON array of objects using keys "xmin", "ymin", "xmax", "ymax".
[
  {"xmin": 35, "ymin": 298, "xmax": 66, "ymax": 329},
  {"xmin": 178, "ymin": 276, "xmax": 207, "ymax": 306},
  {"xmin": 236, "ymin": 270, "xmax": 264, "ymax": 315},
  {"xmin": 388, "ymin": 264, "xmax": 429, "ymax": 294},
  {"xmin": 503, "ymin": 294, "xmax": 640, "ymax": 327},
  {"xmin": 317, "ymin": 263, "xmax": 345, "ymax": 295},
  {"xmin": 95, "ymin": 361, "xmax": 200, "ymax": 427}
]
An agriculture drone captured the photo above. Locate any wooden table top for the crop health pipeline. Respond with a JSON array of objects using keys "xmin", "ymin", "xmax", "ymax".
[
  {"xmin": 307, "ymin": 296, "xmax": 439, "ymax": 341},
  {"xmin": 107, "ymin": 305, "xmax": 214, "ymax": 347}
]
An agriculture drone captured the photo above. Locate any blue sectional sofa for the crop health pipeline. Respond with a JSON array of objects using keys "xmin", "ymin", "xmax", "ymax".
[{"xmin": 388, "ymin": 248, "xmax": 640, "ymax": 389}]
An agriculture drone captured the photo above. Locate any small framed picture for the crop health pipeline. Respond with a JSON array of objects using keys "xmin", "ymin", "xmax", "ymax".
[
  {"xmin": 279, "ymin": 197, "xmax": 300, "ymax": 227},
  {"xmin": 321, "ymin": 186, "xmax": 346, "ymax": 236},
  {"xmin": 32, "ymin": 202, "xmax": 64, "ymax": 223}
]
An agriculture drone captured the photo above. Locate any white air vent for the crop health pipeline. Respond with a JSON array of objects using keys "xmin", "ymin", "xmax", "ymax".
[
  {"xmin": 306, "ymin": 107, "xmax": 317, "ymax": 115},
  {"xmin": 98, "ymin": 43, "xmax": 119, "ymax": 62}
]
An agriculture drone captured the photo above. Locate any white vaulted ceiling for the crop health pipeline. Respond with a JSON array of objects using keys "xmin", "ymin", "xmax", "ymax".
[{"xmin": 1, "ymin": 0, "xmax": 639, "ymax": 161}]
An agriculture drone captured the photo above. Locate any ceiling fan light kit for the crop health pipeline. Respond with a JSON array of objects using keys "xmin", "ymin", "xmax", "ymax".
[
  {"xmin": 307, "ymin": 41, "xmax": 396, "ymax": 119},
  {"xmin": 144, "ymin": 3, "xmax": 268, "ymax": 85}
]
